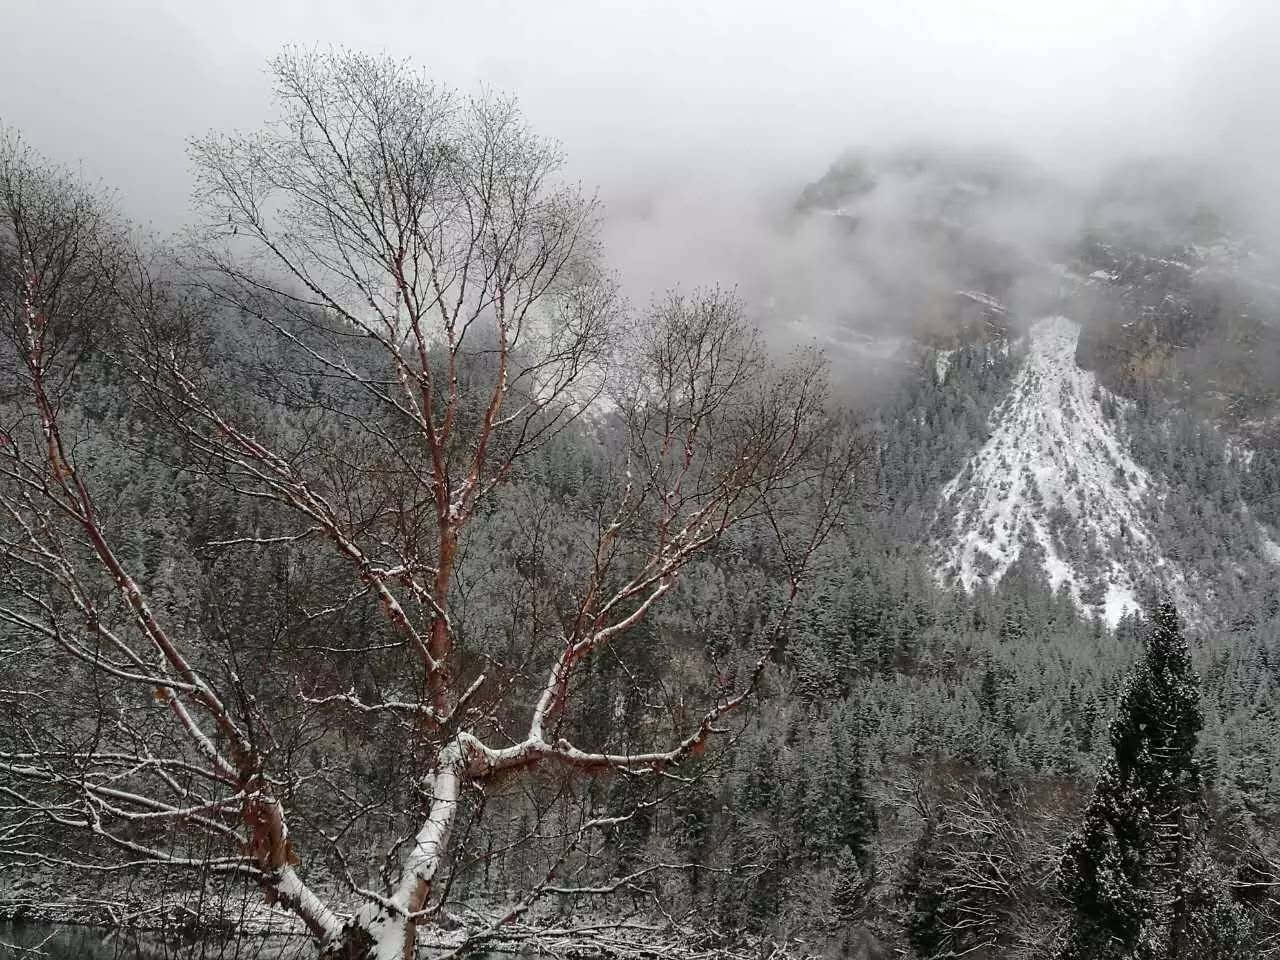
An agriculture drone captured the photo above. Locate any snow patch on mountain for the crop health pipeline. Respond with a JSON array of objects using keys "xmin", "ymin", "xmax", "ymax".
[
  {"xmin": 935, "ymin": 316, "xmax": 1186, "ymax": 626},
  {"xmin": 1262, "ymin": 529, "xmax": 1280, "ymax": 565},
  {"xmin": 934, "ymin": 349, "xmax": 955, "ymax": 384},
  {"xmin": 957, "ymin": 290, "xmax": 1007, "ymax": 315}
]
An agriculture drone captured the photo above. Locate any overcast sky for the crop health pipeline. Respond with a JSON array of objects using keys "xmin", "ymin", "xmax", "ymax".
[
  {"xmin": 3, "ymin": 0, "xmax": 1278, "ymax": 322},
  {"xmin": 2, "ymin": 0, "xmax": 1272, "ymax": 213}
]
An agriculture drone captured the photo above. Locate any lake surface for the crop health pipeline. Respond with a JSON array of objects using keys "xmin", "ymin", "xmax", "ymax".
[
  {"xmin": 0, "ymin": 922, "xmax": 527, "ymax": 959},
  {"xmin": 0, "ymin": 923, "xmax": 314, "ymax": 960}
]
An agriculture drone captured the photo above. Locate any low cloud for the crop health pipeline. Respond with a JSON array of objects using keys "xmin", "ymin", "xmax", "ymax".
[{"xmin": 5, "ymin": 0, "xmax": 1280, "ymax": 382}]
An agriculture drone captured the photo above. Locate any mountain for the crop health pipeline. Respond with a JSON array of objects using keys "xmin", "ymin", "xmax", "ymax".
[
  {"xmin": 933, "ymin": 315, "xmax": 1183, "ymax": 627},
  {"xmin": 797, "ymin": 147, "xmax": 1280, "ymax": 627}
]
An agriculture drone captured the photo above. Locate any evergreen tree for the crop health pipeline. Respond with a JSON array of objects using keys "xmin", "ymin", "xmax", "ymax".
[
  {"xmin": 1056, "ymin": 600, "xmax": 1249, "ymax": 960},
  {"xmin": 830, "ymin": 845, "xmax": 868, "ymax": 924}
]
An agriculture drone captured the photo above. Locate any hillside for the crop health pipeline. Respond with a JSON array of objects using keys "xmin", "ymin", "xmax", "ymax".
[{"xmin": 934, "ymin": 315, "xmax": 1179, "ymax": 626}]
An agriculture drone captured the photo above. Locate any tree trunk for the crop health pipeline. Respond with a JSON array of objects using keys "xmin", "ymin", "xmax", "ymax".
[
  {"xmin": 318, "ymin": 756, "xmax": 463, "ymax": 959},
  {"xmin": 319, "ymin": 924, "xmax": 377, "ymax": 960}
]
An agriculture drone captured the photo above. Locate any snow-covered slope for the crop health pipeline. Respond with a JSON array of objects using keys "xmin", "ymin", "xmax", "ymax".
[
  {"xmin": 935, "ymin": 316, "xmax": 1186, "ymax": 626},
  {"xmin": 1263, "ymin": 529, "xmax": 1280, "ymax": 565}
]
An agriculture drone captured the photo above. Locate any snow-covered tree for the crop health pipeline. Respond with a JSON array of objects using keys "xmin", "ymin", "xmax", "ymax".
[{"xmin": 1056, "ymin": 600, "xmax": 1249, "ymax": 960}]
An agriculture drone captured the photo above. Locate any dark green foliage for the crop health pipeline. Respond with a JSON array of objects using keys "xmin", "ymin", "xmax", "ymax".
[
  {"xmin": 901, "ymin": 817, "xmax": 945, "ymax": 959},
  {"xmin": 1056, "ymin": 601, "xmax": 1249, "ymax": 960},
  {"xmin": 800, "ymin": 724, "xmax": 878, "ymax": 868}
]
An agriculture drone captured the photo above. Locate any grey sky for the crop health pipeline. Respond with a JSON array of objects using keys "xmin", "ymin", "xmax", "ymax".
[
  {"xmin": 0, "ymin": 1, "xmax": 1265, "ymax": 205},
  {"xmin": 2, "ymin": 0, "xmax": 1277, "ymax": 317}
]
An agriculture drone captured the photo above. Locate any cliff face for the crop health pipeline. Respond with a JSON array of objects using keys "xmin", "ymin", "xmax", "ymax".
[{"xmin": 1071, "ymin": 236, "xmax": 1280, "ymax": 446}]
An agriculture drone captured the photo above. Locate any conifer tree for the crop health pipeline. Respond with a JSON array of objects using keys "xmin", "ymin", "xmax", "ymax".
[
  {"xmin": 1056, "ymin": 600, "xmax": 1249, "ymax": 960},
  {"xmin": 830, "ymin": 845, "xmax": 868, "ymax": 923}
]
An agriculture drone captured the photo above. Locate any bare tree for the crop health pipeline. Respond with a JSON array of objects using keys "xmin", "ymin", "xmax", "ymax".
[
  {"xmin": 899, "ymin": 775, "xmax": 1066, "ymax": 960},
  {"xmin": 0, "ymin": 50, "xmax": 863, "ymax": 960}
]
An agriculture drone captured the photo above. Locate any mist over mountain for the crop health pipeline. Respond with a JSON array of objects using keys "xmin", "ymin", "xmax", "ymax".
[{"xmin": 764, "ymin": 144, "xmax": 1279, "ymax": 630}]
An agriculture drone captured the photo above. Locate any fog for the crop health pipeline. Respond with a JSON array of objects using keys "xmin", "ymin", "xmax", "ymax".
[{"xmin": 4, "ymin": 0, "xmax": 1279, "ymax": 358}]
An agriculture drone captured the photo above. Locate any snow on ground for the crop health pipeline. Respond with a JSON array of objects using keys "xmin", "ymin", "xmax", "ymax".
[
  {"xmin": 935, "ymin": 316, "xmax": 1186, "ymax": 626},
  {"xmin": 934, "ymin": 349, "xmax": 955, "ymax": 384},
  {"xmin": 1262, "ymin": 529, "xmax": 1280, "ymax": 565},
  {"xmin": 957, "ymin": 290, "xmax": 1007, "ymax": 313}
]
